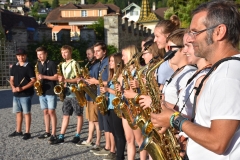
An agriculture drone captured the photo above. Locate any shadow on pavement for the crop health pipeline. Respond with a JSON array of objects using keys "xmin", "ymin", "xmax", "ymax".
[{"xmin": 0, "ymin": 89, "xmax": 62, "ymax": 109}]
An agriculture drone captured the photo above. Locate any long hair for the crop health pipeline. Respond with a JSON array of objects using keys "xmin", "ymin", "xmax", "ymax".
[
  {"xmin": 143, "ymin": 40, "xmax": 164, "ymax": 61},
  {"xmin": 122, "ymin": 44, "xmax": 139, "ymax": 64},
  {"xmin": 108, "ymin": 52, "xmax": 124, "ymax": 81}
]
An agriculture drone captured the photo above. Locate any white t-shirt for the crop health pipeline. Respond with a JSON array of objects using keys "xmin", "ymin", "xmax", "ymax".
[
  {"xmin": 156, "ymin": 60, "xmax": 174, "ymax": 85},
  {"xmin": 187, "ymin": 55, "xmax": 240, "ymax": 160},
  {"xmin": 162, "ymin": 65, "xmax": 196, "ymax": 105},
  {"xmin": 178, "ymin": 69, "xmax": 210, "ymax": 116}
]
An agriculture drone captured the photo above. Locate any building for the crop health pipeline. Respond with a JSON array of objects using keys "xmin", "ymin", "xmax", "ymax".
[
  {"xmin": 45, "ymin": 2, "xmax": 120, "ymax": 41},
  {"xmin": 122, "ymin": 2, "xmax": 141, "ymax": 22}
]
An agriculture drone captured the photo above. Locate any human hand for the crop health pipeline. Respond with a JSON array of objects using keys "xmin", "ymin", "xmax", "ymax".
[
  {"xmin": 85, "ymin": 77, "xmax": 97, "ymax": 85},
  {"xmin": 100, "ymin": 86, "xmax": 107, "ymax": 93},
  {"xmin": 38, "ymin": 74, "xmax": 44, "ymax": 80},
  {"xmin": 15, "ymin": 87, "xmax": 23, "ymax": 92},
  {"xmin": 139, "ymin": 95, "xmax": 152, "ymax": 109},
  {"xmin": 129, "ymin": 79, "xmax": 139, "ymax": 89},
  {"xmin": 12, "ymin": 87, "xmax": 17, "ymax": 93},
  {"xmin": 124, "ymin": 89, "xmax": 137, "ymax": 99},
  {"xmin": 150, "ymin": 100, "xmax": 175, "ymax": 132},
  {"xmin": 58, "ymin": 75, "xmax": 64, "ymax": 82}
]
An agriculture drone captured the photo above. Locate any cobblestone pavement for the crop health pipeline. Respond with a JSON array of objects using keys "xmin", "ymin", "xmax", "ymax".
[{"xmin": 0, "ymin": 89, "xmax": 140, "ymax": 160}]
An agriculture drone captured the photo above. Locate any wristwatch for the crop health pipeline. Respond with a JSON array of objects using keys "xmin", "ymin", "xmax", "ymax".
[{"xmin": 172, "ymin": 115, "xmax": 188, "ymax": 132}]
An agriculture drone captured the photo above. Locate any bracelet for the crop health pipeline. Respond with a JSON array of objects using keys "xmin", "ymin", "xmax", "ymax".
[
  {"xmin": 172, "ymin": 115, "xmax": 188, "ymax": 132},
  {"xmin": 170, "ymin": 112, "xmax": 180, "ymax": 127}
]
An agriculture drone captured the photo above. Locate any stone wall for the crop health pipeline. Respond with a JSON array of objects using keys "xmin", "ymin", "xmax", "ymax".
[{"xmin": 104, "ymin": 14, "xmax": 152, "ymax": 51}]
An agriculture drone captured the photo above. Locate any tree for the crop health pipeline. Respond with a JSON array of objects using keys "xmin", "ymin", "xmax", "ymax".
[
  {"xmin": 86, "ymin": 0, "xmax": 96, "ymax": 4},
  {"xmin": 87, "ymin": 17, "xmax": 104, "ymax": 41},
  {"xmin": 166, "ymin": 0, "xmax": 209, "ymax": 28},
  {"xmin": 52, "ymin": 0, "xmax": 59, "ymax": 9},
  {"xmin": 107, "ymin": 0, "xmax": 114, "ymax": 4}
]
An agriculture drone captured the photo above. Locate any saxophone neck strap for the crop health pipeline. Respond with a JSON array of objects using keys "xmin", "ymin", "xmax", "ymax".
[{"xmin": 191, "ymin": 56, "xmax": 240, "ymax": 122}]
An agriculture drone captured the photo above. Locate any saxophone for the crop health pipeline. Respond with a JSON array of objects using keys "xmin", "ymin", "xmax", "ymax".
[
  {"xmin": 34, "ymin": 61, "xmax": 43, "ymax": 96},
  {"xmin": 54, "ymin": 62, "xmax": 65, "ymax": 101},
  {"xmin": 111, "ymin": 63, "xmax": 123, "ymax": 118},
  {"xmin": 78, "ymin": 61, "xmax": 97, "ymax": 101},
  {"xmin": 119, "ymin": 66, "xmax": 138, "ymax": 130},
  {"xmin": 70, "ymin": 63, "xmax": 87, "ymax": 107},
  {"xmin": 95, "ymin": 66, "xmax": 108, "ymax": 115},
  {"xmin": 140, "ymin": 50, "xmax": 182, "ymax": 160}
]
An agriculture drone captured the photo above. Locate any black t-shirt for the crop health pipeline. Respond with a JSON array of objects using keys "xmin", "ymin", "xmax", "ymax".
[
  {"xmin": 10, "ymin": 62, "xmax": 35, "ymax": 97},
  {"xmin": 37, "ymin": 60, "xmax": 57, "ymax": 95}
]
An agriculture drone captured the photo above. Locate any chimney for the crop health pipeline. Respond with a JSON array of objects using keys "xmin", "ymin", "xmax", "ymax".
[
  {"xmin": 152, "ymin": 2, "xmax": 156, "ymax": 11},
  {"xmin": 81, "ymin": 0, "xmax": 85, "ymax": 4}
]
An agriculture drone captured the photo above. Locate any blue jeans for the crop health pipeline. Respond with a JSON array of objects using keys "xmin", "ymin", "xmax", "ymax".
[
  {"xmin": 13, "ymin": 96, "xmax": 32, "ymax": 114},
  {"xmin": 39, "ymin": 95, "xmax": 57, "ymax": 110}
]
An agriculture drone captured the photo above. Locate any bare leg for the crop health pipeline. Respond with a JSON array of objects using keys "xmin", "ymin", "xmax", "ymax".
[
  {"xmin": 87, "ymin": 121, "xmax": 95, "ymax": 142},
  {"xmin": 24, "ymin": 113, "xmax": 31, "ymax": 133},
  {"xmin": 109, "ymin": 133, "xmax": 116, "ymax": 153},
  {"xmin": 48, "ymin": 109, "xmax": 57, "ymax": 135},
  {"xmin": 43, "ymin": 109, "xmax": 50, "ymax": 133},
  {"xmin": 16, "ymin": 112, "xmax": 23, "ymax": 132},
  {"xmin": 60, "ymin": 115, "xmax": 70, "ymax": 134},
  {"xmin": 94, "ymin": 121, "xmax": 101, "ymax": 145},
  {"xmin": 105, "ymin": 132, "xmax": 110, "ymax": 150},
  {"xmin": 76, "ymin": 115, "xmax": 83, "ymax": 134},
  {"xmin": 122, "ymin": 118, "xmax": 135, "ymax": 160},
  {"xmin": 133, "ymin": 128, "xmax": 147, "ymax": 160}
]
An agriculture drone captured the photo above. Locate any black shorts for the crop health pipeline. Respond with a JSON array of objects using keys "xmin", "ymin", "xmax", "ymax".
[
  {"xmin": 98, "ymin": 109, "xmax": 110, "ymax": 132},
  {"xmin": 62, "ymin": 97, "xmax": 83, "ymax": 116}
]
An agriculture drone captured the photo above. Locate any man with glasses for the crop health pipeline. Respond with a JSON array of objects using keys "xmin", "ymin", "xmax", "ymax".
[{"xmin": 151, "ymin": 1, "xmax": 240, "ymax": 159}]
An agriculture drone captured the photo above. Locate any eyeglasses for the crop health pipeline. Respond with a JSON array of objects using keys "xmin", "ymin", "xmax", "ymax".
[
  {"xmin": 188, "ymin": 25, "xmax": 219, "ymax": 39},
  {"xmin": 167, "ymin": 45, "xmax": 184, "ymax": 51}
]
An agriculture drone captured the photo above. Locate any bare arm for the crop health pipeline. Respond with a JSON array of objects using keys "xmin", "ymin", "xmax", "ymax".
[{"xmin": 39, "ymin": 74, "xmax": 58, "ymax": 81}]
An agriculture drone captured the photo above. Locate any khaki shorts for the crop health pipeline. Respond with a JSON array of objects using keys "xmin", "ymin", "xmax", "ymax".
[{"xmin": 86, "ymin": 101, "xmax": 98, "ymax": 121}]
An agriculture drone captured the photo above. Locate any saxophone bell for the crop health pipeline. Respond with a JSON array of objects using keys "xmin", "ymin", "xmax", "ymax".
[{"xmin": 34, "ymin": 62, "xmax": 43, "ymax": 96}]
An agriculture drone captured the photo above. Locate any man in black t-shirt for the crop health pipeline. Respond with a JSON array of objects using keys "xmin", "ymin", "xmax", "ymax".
[
  {"xmin": 35, "ymin": 46, "xmax": 58, "ymax": 144},
  {"xmin": 8, "ymin": 48, "xmax": 36, "ymax": 140}
]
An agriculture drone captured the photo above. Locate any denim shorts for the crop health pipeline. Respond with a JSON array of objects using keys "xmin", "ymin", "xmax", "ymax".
[
  {"xmin": 39, "ymin": 95, "xmax": 57, "ymax": 110},
  {"xmin": 13, "ymin": 96, "xmax": 32, "ymax": 114},
  {"xmin": 62, "ymin": 97, "xmax": 83, "ymax": 116}
]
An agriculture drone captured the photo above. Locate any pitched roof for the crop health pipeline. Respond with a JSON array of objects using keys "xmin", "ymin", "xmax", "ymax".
[
  {"xmin": 0, "ymin": 8, "xmax": 38, "ymax": 30},
  {"xmin": 122, "ymin": 2, "xmax": 141, "ymax": 12},
  {"xmin": 45, "ymin": 2, "xmax": 120, "ymax": 24},
  {"xmin": 154, "ymin": 7, "xmax": 168, "ymax": 19}
]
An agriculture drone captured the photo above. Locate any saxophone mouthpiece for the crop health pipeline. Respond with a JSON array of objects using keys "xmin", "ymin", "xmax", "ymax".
[{"xmin": 164, "ymin": 50, "xmax": 178, "ymax": 61}]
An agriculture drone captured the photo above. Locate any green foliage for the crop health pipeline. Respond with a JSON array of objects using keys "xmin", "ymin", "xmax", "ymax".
[
  {"xmin": 166, "ymin": 0, "xmax": 209, "ymax": 28},
  {"xmin": 164, "ymin": 7, "xmax": 174, "ymax": 20},
  {"xmin": 107, "ymin": 45, "xmax": 117, "ymax": 56},
  {"xmin": 87, "ymin": 17, "xmax": 104, "ymax": 41},
  {"xmin": 107, "ymin": 0, "xmax": 114, "ymax": 4},
  {"xmin": 157, "ymin": 0, "xmax": 168, "ymax": 8},
  {"xmin": 42, "ymin": 1, "xmax": 51, "ymax": 8},
  {"xmin": 52, "ymin": 0, "xmax": 60, "ymax": 9},
  {"xmin": 27, "ymin": 41, "xmax": 88, "ymax": 64},
  {"xmin": 86, "ymin": 0, "xmax": 97, "ymax": 4}
]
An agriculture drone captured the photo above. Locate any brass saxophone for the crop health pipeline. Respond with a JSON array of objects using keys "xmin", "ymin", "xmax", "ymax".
[
  {"xmin": 34, "ymin": 61, "xmax": 43, "ymax": 96},
  {"xmin": 140, "ymin": 50, "xmax": 182, "ymax": 160},
  {"xmin": 111, "ymin": 63, "xmax": 123, "ymax": 118},
  {"xmin": 54, "ymin": 62, "xmax": 65, "ymax": 101},
  {"xmin": 78, "ymin": 61, "xmax": 97, "ymax": 101},
  {"xmin": 95, "ymin": 66, "xmax": 108, "ymax": 115},
  {"xmin": 119, "ymin": 66, "xmax": 138, "ymax": 130},
  {"xmin": 70, "ymin": 62, "xmax": 87, "ymax": 107}
]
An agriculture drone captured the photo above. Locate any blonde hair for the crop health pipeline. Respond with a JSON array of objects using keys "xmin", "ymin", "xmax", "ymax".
[{"xmin": 122, "ymin": 45, "xmax": 138, "ymax": 63}]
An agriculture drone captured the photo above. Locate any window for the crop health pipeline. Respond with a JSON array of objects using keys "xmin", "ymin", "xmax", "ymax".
[
  {"xmin": 99, "ymin": 10, "xmax": 102, "ymax": 16},
  {"xmin": 82, "ymin": 10, "xmax": 87, "ymax": 17},
  {"xmin": 53, "ymin": 33, "xmax": 57, "ymax": 41},
  {"xmin": 130, "ymin": 11, "xmax": 138, "ymax": 16}
]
